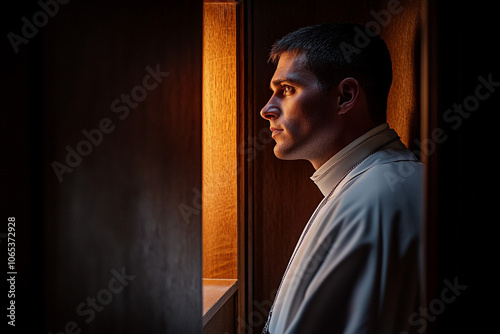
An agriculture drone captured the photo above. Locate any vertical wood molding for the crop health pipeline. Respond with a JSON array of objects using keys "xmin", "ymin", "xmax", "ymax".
[
  {"xmin": 419, "ymin": 3, "xmax": 438, "ymax": 333},
  {"xmin": 236, "ymin": 1, "xmax": 254, "ymax": 332},
  {"xmin": 237, "ymin": 0, "xmax": 252, "ymax": 332}
]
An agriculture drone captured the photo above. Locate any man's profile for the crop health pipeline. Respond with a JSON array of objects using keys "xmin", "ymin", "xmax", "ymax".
[{"xmin": 260, "ymin": 23, "xmax": 423, "ymax": 334}]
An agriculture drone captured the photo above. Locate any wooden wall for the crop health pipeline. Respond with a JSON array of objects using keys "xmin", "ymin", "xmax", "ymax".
[
  {"xmin": 3, "ymin": 0, "xmax": 203, "ymax": 333},
  {"xmin": 203, "ymin": 1, "xmax": 238, "ymax": 280},
  {"xmin": 244, "ymin": 1, "xmax": 423, "ymax": 332}
]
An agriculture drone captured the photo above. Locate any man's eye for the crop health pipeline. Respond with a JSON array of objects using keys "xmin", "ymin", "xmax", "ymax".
[{"xmin": 283, "ymin": 86, "xmax": 294, "ymax": 96}]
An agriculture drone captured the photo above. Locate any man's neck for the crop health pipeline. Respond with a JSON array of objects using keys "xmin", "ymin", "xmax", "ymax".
[{"xmin": 309, "ymin": 122, "xmax": 386, "ymax": 170}]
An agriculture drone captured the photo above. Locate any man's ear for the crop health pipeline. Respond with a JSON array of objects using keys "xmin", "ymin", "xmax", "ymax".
[{"xmin": 337, "ymin": 78, "xmax": 360, "ymax": 115}]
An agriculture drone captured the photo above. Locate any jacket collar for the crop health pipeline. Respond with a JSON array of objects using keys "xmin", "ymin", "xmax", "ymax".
[{"xmin": 310, "ymin": 123, "xmax": 401, "ymax": 197}]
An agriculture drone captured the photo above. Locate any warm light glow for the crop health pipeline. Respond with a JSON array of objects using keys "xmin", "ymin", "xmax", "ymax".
[
  {"xmin": 382, "ymin": 0, "xmax": 421, "ymax": 148},
  {"xmin": 202, "ymin": 1, "xmax": 237, "ymax": 279}
]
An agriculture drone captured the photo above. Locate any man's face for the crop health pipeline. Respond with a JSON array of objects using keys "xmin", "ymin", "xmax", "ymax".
[{"xmin": 261, "ymin": 52, "xmax": 338, "ymax": 163}]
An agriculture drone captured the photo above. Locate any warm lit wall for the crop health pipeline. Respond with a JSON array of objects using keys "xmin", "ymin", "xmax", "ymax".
[
  {"xmin": 202, "ymin": 1, "xmax": 238, "ymax": 279},
  {"xmin": 381, "ymin": 0, "xmax": 421, "ymax": 149}
]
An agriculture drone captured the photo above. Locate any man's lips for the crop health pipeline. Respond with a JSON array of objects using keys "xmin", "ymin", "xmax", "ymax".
[{"xmin": 270, "ymin": 127, "xmax": 283, "ymax": 136}]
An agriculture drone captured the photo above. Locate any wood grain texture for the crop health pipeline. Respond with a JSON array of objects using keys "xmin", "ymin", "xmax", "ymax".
[
  {"xmin": 37, "ymin": 1, "xmax": 204, "ymax": 333},
  {"xmin": 203, "ymin": 2, "xmax": 238, "ymax": 279},
  {"xmin": 203, "ymin": 287, "xmax": 237, "ymax": 334},
  {"xmin": 203, "ymin": 278, "xmax": 238, "ymax": 324},
  {"xmin": 382, "ymin": 0, "xmax": 421, "ymax": 149}
]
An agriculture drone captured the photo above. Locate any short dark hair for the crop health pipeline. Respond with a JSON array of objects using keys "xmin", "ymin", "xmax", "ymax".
[{"xmin": 269, "ymin": 23, "xmax": 393, "ymax": 123}]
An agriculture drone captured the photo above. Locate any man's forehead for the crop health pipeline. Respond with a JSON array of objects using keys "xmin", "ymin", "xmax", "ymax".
[
  {"xmin": 275, "ymin": 51, "xmax": 306, "ymax": 71},
  {"xmin": 271, "ymin": 52, "xmax": 314, "ymax": 86}
]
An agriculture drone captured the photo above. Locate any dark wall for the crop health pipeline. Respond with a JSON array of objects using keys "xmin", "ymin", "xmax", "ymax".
[
  {"xmin": 2, "ymin": 1, "xmax": 203, "ymax": 333},
  {"xmin": 1, "ymin": 1, "xmax": 45, "ymax": 332},
  {"xmin": 427, "ymin": 2, "xmax": 499, "ymax": 333}
]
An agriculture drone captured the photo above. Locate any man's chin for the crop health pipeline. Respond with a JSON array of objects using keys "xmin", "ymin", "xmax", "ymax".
[{"xmin": 273, "ymin": 145, "xmax": 300, "ymax": 161}]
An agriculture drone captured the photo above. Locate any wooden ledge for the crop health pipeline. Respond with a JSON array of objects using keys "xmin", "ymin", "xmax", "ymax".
[{"xmin": 203, "ymin": 278, "xmax": 238, "ymax": 326}]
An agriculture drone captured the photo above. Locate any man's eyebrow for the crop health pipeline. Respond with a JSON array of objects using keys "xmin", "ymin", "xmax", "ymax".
[{"xmin": 270, "ymin": 77, "xmax": 302, "ymax": 90}]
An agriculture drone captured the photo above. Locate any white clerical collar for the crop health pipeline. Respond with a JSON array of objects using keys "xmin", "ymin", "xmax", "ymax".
[{"xmin": 310, "ymin": 123, "xmax": 398, "ymax": 197}]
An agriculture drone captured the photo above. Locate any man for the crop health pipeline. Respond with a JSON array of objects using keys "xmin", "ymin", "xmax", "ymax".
[{"xmin": 260, "ymin": 23, "xmax": 423, "ymax": 334}]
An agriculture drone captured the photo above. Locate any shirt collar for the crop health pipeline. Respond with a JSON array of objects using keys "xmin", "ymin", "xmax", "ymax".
[{"xmin": 310, "ymin": 123, "xmax": 399, "ymax": 197}]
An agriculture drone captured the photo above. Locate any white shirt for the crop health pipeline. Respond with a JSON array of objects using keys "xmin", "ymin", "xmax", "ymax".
[{"xmin": 266, "ymin": 123, "xmax": 423, "ymax": 334}]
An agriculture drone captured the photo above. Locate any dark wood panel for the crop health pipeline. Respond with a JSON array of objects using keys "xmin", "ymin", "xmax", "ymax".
[
  {"xmin": 204, "ymin": 292, "xmax": 237, "ymax": 334},
  {"xmin": 2, "ymin": 0, "xmax": 203, "ymax": 333}
]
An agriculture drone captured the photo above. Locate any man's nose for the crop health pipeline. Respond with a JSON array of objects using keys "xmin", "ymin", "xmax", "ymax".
[{"xmin": 260, "ymin": 96, "xmax": 280, "ymax": 120}]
